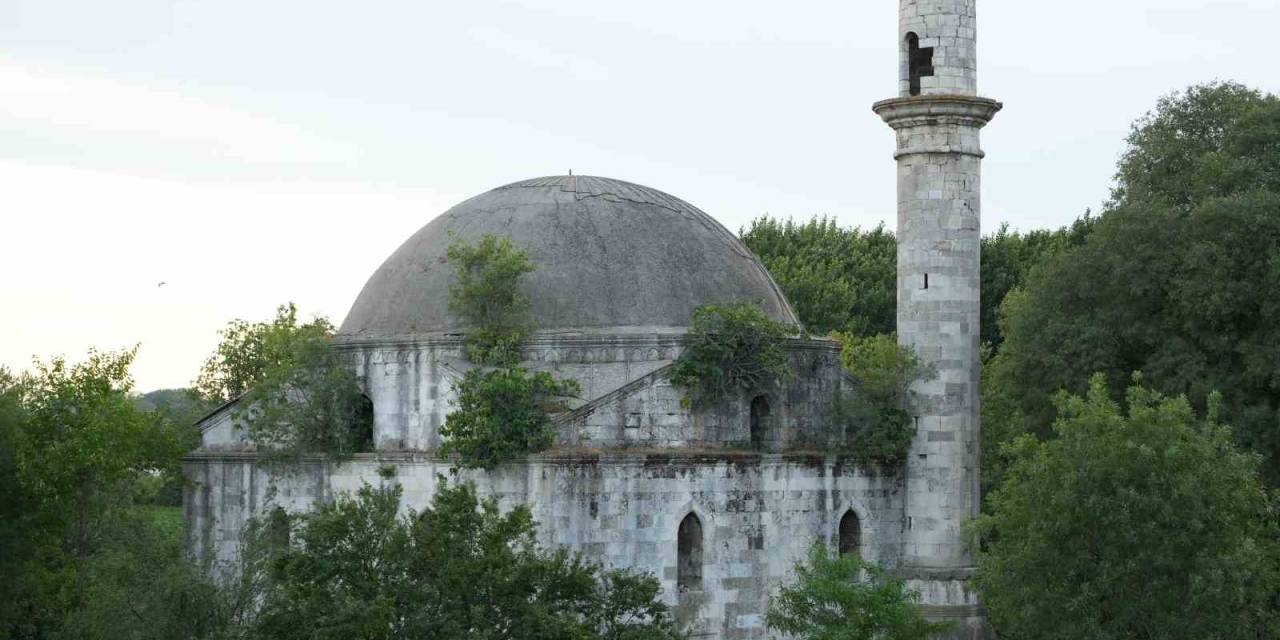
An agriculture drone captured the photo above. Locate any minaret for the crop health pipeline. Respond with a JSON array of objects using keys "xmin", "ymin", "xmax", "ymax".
[{"xmin": 873, "ymin": 0, "xmax": 1000, "ymax": 636}]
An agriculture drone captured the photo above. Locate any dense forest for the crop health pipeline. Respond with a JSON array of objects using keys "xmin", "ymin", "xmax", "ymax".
[{"xmin": 2, "ymin": 81, "xmax": 1278, "ymax": 639}]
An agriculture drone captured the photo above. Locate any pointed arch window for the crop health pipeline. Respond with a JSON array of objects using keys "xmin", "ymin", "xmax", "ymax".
[
  {"xmin": 677, "ymin": 513, "xmax": 703, "ymax": 591},
  {"xmin": 750, "ymin": 395, "xmax": 771, "ymax": 450},
  {"xmin": 354, "ymin": 393, "xmax": 375, "ymax": 451},
  {"xmin": 838, "ymin": 510, "xmax": 861, "ymax": 556}
]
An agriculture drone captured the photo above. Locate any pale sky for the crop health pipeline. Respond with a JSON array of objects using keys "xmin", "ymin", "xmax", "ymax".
[{"xmin": 2, "ymin": 0, "xmax": 1276, "ymax": 392}]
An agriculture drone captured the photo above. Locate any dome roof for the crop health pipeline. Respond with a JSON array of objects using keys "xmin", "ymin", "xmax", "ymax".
[{"xmin": 338, "ymin": 175, "xmax": 797, "ymax": 338}]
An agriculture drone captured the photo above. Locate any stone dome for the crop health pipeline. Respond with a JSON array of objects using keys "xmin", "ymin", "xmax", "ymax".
[{"xmin": 338, "ymin": 175, "xmax": 797, "ymax": 338}]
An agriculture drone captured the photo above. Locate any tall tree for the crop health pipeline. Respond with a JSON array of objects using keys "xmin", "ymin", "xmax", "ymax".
[
  {"xmin": 741, "ymin": 217, "xmax": 896, "ymax": 338},
  {"xmin": 0, "ymin": 350, "xmax": 190, "ymax": 639},
  {"xmin": 973, "ymin": 376, "xmax": 1280, "ymax": 639},
  {"xmin": 987, "ymin": 82, "xmax": 1280, "ymax": 481},
  {"xmin": 193, "ymin": 303, "xmax": 334, "ymax": 406}
]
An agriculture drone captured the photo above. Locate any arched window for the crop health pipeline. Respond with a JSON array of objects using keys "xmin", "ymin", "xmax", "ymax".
[
  {"xmin": 353, "ymin": 394, "xmax": 375, "ymax": 451},
  {"xmin": 906, "ymin": 32, "xmax": 934, "ymax": 96},
  {"xmin": 838, "ymin": 510, "xmax": 861, "ymax": 556},
  {"xmin": 677, "ymin": 513, "xmax": 703, "ymax": 591},
  {"xmin": 750, "ymin": 395, "xmax": 771, "ymax": 450}
]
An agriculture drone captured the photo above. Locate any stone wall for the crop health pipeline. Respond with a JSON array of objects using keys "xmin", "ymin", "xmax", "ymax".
[{"xmin": 184, "ymin": 453, "xmax": 905, "ymax": 640}]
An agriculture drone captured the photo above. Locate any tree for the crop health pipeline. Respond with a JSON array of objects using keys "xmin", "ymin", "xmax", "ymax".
[
  {"xmin": 972, "ymin": 376, "xmax": 1280, "ymax": 639},
  {"xmin": 0, "ymin": 350, "xmax": 192, "ymax": 639},
  {"xmin": 238, "ymin": 330, "xmax": 373, "ymax": 462},
  {"xmin": 741, "ymin": 216, "xmax": 896, "ymax": 338},
  {"xmin": 979, "ymin": 218, "xmax": 1094, "ymax": 348},
  {"xmin": 1113, "ymin": 81, "xmax": 1279, "ymax": 210},
  {"xmin": 987, "ymin": 82, "xmax": 1280, "ymax": 482},
  {"xmin": 447, "ymin": 235, "xmax": 536, "ymax": 367},
  {"xmin": 196, "ymin": 304, "xmax": 372, "ymax": 462},
  {"xmin": 194, "ymin": 303, "xmax": 335, "ymax": 407},
  {"xmin": 766, "ymin": 544, "xmax": 949, "ymax": 640},
  {"xmin": 830, "ymin": 334, "xmax": 927, "ymax": 462},
  {"xmin": 670, "ymin": 302, "xmax": 795, "ymax": 407},
  {"xmin": 439, "ymin": 367, "xmax": 579, "ymax": 469},
  {"xmin": 55, "ymin": 508, "xmax": 247, "ymax": 640},
  {"xmin": 251, "ymin": 479, "xmax": 680, "ymax": 640}
]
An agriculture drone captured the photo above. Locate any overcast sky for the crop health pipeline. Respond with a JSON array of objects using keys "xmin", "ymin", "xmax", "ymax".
[{"xmin": 2, "ymin": 0, "xmax": 1276, "ymax": 392}]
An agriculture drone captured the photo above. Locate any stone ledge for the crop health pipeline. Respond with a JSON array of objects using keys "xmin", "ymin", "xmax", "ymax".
[
  {"xmin": 896, "ymin": 565, "xmax": 979, "ymax": 581},
  {"xmin": 182, "ymin": 449, "xmax": 905, "ymax": 474},
  {"xmin": 919, "ymin": 604, "xmax": 988, "ymax": 619}
]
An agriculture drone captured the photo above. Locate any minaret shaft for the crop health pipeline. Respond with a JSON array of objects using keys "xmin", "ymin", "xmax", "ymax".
[{"xmin": 875, "ymin": 0, "xmax": 1000, "ymax": 636}]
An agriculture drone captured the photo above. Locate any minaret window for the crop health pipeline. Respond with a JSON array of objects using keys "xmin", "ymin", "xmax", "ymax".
[
  {"xmin": 906, "ymin": 32, "xmax": 934, "ymax": 96},
  {"xmin": 677, "ymin": 513, "xmax": 703, "ymax": 591},
  {"xmin": 838, "ymin": 510, "xmax": 861, "ymax": 556}
]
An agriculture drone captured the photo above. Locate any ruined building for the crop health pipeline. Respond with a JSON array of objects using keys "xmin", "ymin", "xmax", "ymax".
[{"xmin": 185, "ymin": 1, "xmax": 999, "ymax": 637}]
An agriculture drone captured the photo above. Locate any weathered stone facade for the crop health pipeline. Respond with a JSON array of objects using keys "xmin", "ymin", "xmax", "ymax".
[{"xmin": 186, "ymin": 452, "xmax": 904, "ymax": 640}]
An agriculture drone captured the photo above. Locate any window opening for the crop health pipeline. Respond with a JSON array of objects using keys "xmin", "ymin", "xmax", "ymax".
[
  {"xmin": 750, "ymin": 395, "xmax": 771, "ymax": 450},
  {"xmin": 354, "ymin": 394, "xmax": 375, "ymax": 450},
  {"xmin": 907, "ymin": 32, "xmax": 934, "ymax": 96},
  {"xmin": 677, "ymin": 513, "xmax": 704, "ymax": 591},
  {"xmin": 838, "ymin": 510, "xmax": 861, "ymax": 556}
]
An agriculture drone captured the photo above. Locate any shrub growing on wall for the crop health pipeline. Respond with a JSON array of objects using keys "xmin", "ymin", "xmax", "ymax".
[
  {"xmin": 197, "ymin": 304, "xmax": 372, "ymax": 463},
  {"xmin": 441, "ymin": 234, "xmax": 581, "ymax": 468},
  {"xmin": 831, "ymin": 333, "xmax": 928, "ymax": 462},
  {"xmin": 446, "ymin": 235, "xmax": 536, "ymax": 367},
  {"xmin": 440, "ymin": 368, "xmax": 579, "ymax": 469},
  {"xmin": 670, "ymin": 302, "xmax": 796, "ymax": 406}
]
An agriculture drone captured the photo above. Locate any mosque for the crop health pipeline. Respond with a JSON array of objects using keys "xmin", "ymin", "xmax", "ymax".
[{"xmin": 185, "ymin": 1, "xmax": 1000, "ymax": 638}]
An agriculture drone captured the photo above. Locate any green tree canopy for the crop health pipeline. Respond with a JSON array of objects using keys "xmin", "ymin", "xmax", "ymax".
[
  {"xmin": 987, "ymin": 81, "xmax": 1280, "ymax": 482},
  {"xmin": 766, "ymin": 543, "xmax": 949, "ymax": 640},
  {"xmin": 1113, "ymin": 81, "xmax": 1280, "ymax": 210},
  {"xmin": 447, "ymin": 234, "xmax": 536, "ymax": 367},
  {"xmin": 830, "ymin": 333, "xmax": 927, "ymax": 462},
  {"xmin": 742, "ymin": 215, "xmax": 1091, "ymax": 348},
  {"xmin": 196, "ymin": 304, "xmax": 372, "ymax": 462},
  {"xmin": 440, "ymin": 367, "xmax": 579, "ymax": 469},
  {"xmin": 252, "ymin": 479, "xmax": 680, "ymax": 640},
  {"xmin": 194, "ymin": 303, "xmax": 335, "ymax": 406},
  {"xmin": 670, "ymin": 302, "xmax": 795, "ymax": 407},
  {"xmin": 0, "ymin": 350, "xmax": 192, "ymax": 639},
  {"xmin": 741, "ymin": 217, "xmax": 896, "ymax": 338},
  {"xmin": 973, "ymin": 376, "xmax": 1280, "ymax": 639}
]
